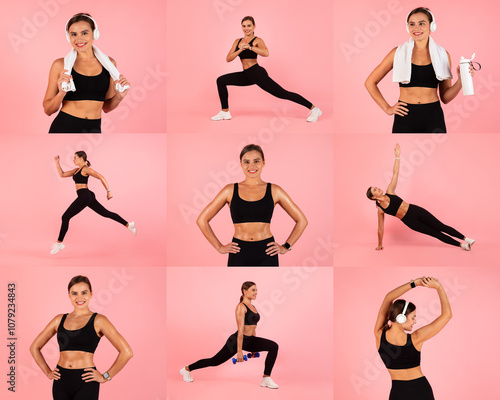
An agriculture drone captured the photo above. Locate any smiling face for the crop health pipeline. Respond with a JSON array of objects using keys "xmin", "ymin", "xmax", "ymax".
[
  {"xmin": 68, "ymin": 282, "xmax": 92, "ymax": 309},
  {"xmin": 241, "ymin": 150, "xmax": 265, "ymax": 178},
  {"xmin": 68, "ymin": 20, "xmax": 94, "ymax": 51},
  {"xmin": 407, "ymin": 12, "xmax": 431, "ymax": 41},
  {"xmin": 244, "ymin": 285, "xmax": 258, "ymax": 301},
  {"xmin": 241, "ymin": 20, "xmax": 255, "ymax": 36}
]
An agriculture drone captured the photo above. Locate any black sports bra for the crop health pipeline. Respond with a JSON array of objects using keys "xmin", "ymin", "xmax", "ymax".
[
  {"xmin": 57, "ymin": 313, "xmax": 101, "ymax": 354},
  {"xmin": 237, "ymin": 37, "xmax": 258, "ymax": 59},
  {"xmin": 377, "ymin": 193, "xmax": 403, "ymax": 217},
  {"xmin": 64, "ymin": 67, "xmax": 110, "ymax": 102},
  {"xmin": 242, "ymin": 303, "xmax": 260, "ymax": 325},
  {"xmin": 73, "ymin": 167, "xmax": 89, "ymax": 184},
  {"xmin": 230, "ymin": 183, "xmax": 274, "ymax": 224},
  {"xmin": 399, "ymin": 64, "xmax": 439, "ymax": 88},
  {"xmin": 378, "ymin": 329, "xmax": 421, "ymax": 370}
]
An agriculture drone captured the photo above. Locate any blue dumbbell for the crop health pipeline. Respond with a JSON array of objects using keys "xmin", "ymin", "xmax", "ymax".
[
  {"xmin": 232, "ymin": 355, "xmax": 248, "ymax": 364},
  {"xmin": 247, "ymin": 352, "xmax": 260, "ymax": 359}
]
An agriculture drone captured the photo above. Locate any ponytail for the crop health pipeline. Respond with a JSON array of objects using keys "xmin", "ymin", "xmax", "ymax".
[
  {"xmin": 239, "ymin": 295, "xmax": 244, "ymax": 302},
  {"xmin": 75, "ymin": 151, "xmax": 91, "ymax": 167}
]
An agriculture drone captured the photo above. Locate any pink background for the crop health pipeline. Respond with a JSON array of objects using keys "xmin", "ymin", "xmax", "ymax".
[
  {"xmin": 0, "ymin": 0, "xmax": 167, "ymax": 133},
  {"xmin": 333, "ymin": 0, "xmax": 500, "ymax": 133},
  {"xmin": 166, "ymin": 267, "xmax": 333, "ymax": 400},
  {"xmin": 166, "ymin": 0, "xmax": 334, "ymax": 134},
  {"xmin": 334, "ymin": 266, "xmax": 500, "ymax": 399},
  {"xmin": 0, "ymin": 134, "xmax": 167, "ymax": 267},
  {"xmin": 0, "ymin": 267, "xmax": 166, "ymax": 400},
  {"xmin": 166, "ymin": 133, "xmax": 334, "ymax": 266},
  {"xmin": 333, "ymin": 133, "xmax": 500, "ymax": 267}
]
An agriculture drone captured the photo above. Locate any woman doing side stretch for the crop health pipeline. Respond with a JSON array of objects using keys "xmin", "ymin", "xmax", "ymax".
[
  {"xmin": 50, "ymin": 151, "xmax": 136, "ymax": 254},
  {"xmin": 367, "ymin": 144, "xmax": 474, "ymax": 250},
  {"xmin": 197, "ymin": 144, "xmax": 308, "ymax": 266},
  {"xmin": 211, "ymin": 16, "xmax": 322, "ymax": 122},
  {"xmin": 375, "ymin": 277, "xmax": 452, "ymax": 399},
  {"xmin": 180, "ymin": 282, "xmax": 279, "ymax": 389},
  {"xmin": 30, "ymin": 275, "xmax": 133, "ymax": 400}
]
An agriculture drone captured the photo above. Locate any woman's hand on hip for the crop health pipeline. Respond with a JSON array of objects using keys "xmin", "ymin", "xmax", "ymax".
[
  {"xmin": 46, "ymin": 367, "xmax": 61, "ymax": 380},
  {"xmin": 82, "ymin": 368, "xmax": 106, "ymax": 383},
  {"xmin": 218, "ymin": 242, "xmax": 240, "ymax": 254},
  {"xmin": 266, "ymin": 241, "xmax": 287, "ymax": 256},
  {"xmin": 385, "ymin": 101, "xmax": 408, "ymax": 117}
]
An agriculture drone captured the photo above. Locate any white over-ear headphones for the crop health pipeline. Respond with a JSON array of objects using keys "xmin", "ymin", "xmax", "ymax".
[
  {"xmin": 396, "ymin": 301, "xmax": 409, "ymax": 324},
  {"xmin": 406, "ymin": 8, "xmax": 436, "ymax": 33},
  {"xmin": 65, "ymin": 14, "xmax": 100, "ymax": 42}
]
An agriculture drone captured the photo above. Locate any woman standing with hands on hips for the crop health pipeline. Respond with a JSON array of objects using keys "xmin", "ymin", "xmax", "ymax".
[
  {"xmin": 180, "ymin": 281, "xmax": 279, "ymax": 389},
  {"xmin": 366, "ymin": 144, "xmax": 474, "ymax": 250},
  {"xmin": 365, "ymin": 7, "xmax": 475, "ymax": 133},
  {"xmin": 50, "ymin": 151, "xmax": 136, "ymax": 255},
  {"xmin": 197, "ymin": 144, "xmax": 308, "ymax": 266},
  {"xmin": 30, "ymin": 276, "xmax": 133, "ymax": 400},
  {"xmin": 211, "ymin": 16, "xmax": 322, "ymax": 122},
  {"xmin": 44, "ymin": 13, "xmax": 130, "ymax": 133},
  {"xmin": 375, "ymin": 277, "xmax": 452, "ymax": 399}
]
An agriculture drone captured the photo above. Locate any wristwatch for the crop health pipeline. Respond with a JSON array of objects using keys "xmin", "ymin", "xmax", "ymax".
[
  {"xmin": 410, "ymin": 280, "xmax": 416, "ymax": 288},
  {"xmin": 283, "ymin": 242, "xmax": 292, "ymax": 251},
  {"xmin": 103, "ymin": 372, "xmax": 112, "ymax": 381}
]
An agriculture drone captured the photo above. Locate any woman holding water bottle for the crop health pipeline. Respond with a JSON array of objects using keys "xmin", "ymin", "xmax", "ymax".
[{"xmin": 365, "ymin": 7, "xmax": 475, "ymax": 133}]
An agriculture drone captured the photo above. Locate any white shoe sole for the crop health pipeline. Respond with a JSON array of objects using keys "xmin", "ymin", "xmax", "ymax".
[{"xmin": 211, "ymin": 116, "xmax": 232, "ymax": 121}]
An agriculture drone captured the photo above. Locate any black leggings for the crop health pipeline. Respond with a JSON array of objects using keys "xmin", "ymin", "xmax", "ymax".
[
  {"xmin": 188, "ymin": 332, "xmax": 279, "ymax": 376},
  {"xmin": 216, "ymin": 64, "xmax": 313, "ymax": 110},
  {"xmin": 52, "ymin": 366, "xmax": 100, "ymax": 400},
  {"xmin": 227, "ymin": 236, "xmax": 279, "ymax": 267},
  {"xmin": 401, "ymin": 204, "xmax": 464, "ymax": 247},
  {"xmin": 58, "ymin": 189, "xmax": 127, "ymax": 242},
  {"xmin": 49, "ymin": 111, "xmax": 102, "ymax": 134},
  {"xmin": 392, "ymin": 101, "xmax": 446, "ymax": 133},
  {"xmin": 389, "ymin": 376, "xmax": 435, "ymax": 400}
]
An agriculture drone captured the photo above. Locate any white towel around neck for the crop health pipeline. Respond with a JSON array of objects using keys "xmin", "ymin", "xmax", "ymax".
[
  {"xmin": 392, "ymin": 36, "xmax": 452, "ymax": 84},
  {"xmin": 61, "ymin": 45, "xmax": 130, "ymax": 93}
]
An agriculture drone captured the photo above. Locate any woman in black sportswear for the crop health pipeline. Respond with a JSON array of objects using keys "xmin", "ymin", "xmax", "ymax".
[
  {"xmin": 44, "ymin": 13, "xmax": 130, "ymax": 133},
  {"xmin": 366, "ymin": 144, "xmax": 474, "ymax": 250},
  {"xmin": 211, "ymin": 16, "xmax": 322, "ymax": 122},
  {"xmin": 180, "ymin": 281, "xmax": 279, "ymax": 389},
  {"xmin": 365, "ymin": 7, "xmax": 474, "ymax": 133},
  {"xmin": 196, "ymin": 144, "xmax": 308, "ymax": 266},
  {"xmin": 50, "ymin": 151, "xmax": 136, "ymax": 254},
  {"xmin": 30, "ymin": 275, "xmax": 133, "ymax": 400},
  {"xmin": 375, "ymin": 276, "xmax": 452, "ymax": 399}
]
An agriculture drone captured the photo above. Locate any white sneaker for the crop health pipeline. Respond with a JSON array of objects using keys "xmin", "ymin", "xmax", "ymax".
[
  {"xmin": 50, "ymin": 242, "xmax": 65, "ymax": 255},
  {"xmin": 211, "ymin": 110, "xmax": 232, "ymax": 121},
  {"xmin": 306, "ymin": 106, "xmax": 322, "ymax": 122},
  {"xmin": 180, "ymin": 367, "xmax": 193, "ymax": 382},
  {"xmin": 127, "ymin": 221, "xmax": 137, "ymax": 236},
  {"xmin": 460, "ymin": 243, "xmax": 471, "ymax": 251},
  {"xmin": 260, "ymin": 376, "xmax": 279, "ymax": 389},
  {"xmin": 465, "ymin": 237, "xmax": 475, "ymax": 246}
]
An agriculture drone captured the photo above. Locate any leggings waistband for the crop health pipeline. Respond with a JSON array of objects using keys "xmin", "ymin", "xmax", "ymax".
[
  {"xmin": 57, "ymin": 365, "xmax": 96, "ymax": 373},
  {"xmin": 397, "ymin": 100, "xmax": 441, "ymax": 107},
  {"xmin": 232, "ymin": 236, "xmax": 274, "ymax": 245}
]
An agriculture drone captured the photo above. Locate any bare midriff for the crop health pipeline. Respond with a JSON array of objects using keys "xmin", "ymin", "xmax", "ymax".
[
  {"xmin": 58, "ymin": 351, "xmax": 95, "ymax": 369},
  {"xmin": 233, "ymin": 223, "xmax": 272, "ymax": 241},
  {"xmin": 243, "ymin": 325, "xmax": 257, "ymax": 336},
  {"xmin": 241, "ymin": 59, "xmax": 258, "ymax": 70},
  {"xmin": 75, "ymin": 184, "xmax": 88, "ymax": 191},
  {"xmin": 394, "ymin": 201, "xmax": 410, "ymax": 219},
  {"xmin": 61, "ymin": 100, "xmax": 104, "ymax": 119},
  {"xmin": 399, "ymin": 87, "xmax": 439, "ymax": 104},
  {"xmin": 387, "ymin": 365, "xmax": 424, "ymax": 381}
]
